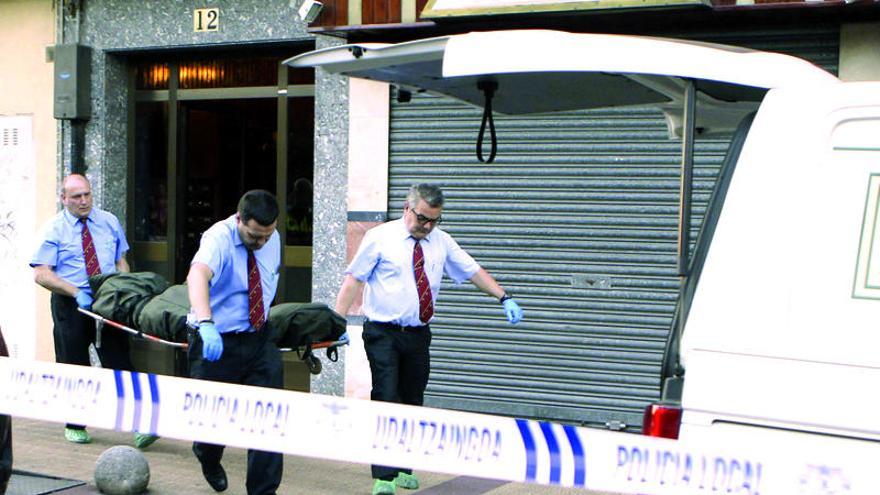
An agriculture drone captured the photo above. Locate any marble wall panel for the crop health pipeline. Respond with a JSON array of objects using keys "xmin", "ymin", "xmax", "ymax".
[
  {"xmin": 61, "ymin": 0, "xmax": 313, "ymax": 217},
  {"xmin": 309, "ymin": 34, "xmax": 349, "ymax": 396},
  {"xmin": 57, "ymin": 2, "xmax": 351, "ymax": 395}
]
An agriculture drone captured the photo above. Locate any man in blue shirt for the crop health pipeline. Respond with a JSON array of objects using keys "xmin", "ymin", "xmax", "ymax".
[
  {"xmin": 30, "ymin": 174, "xmax": 154, "ymax": 446},
  {"xmin": 187, "ymin": 189, "xmax": 283, "ymax": 495},
  {"xmin": 334, "ymin": 183, "xmax": 524, "ymax": 495}
]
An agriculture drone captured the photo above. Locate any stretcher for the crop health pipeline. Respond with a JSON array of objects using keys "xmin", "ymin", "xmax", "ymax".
[{"xmin": 78, "ymin": 307, "xmax": 348, "ymax": 374}]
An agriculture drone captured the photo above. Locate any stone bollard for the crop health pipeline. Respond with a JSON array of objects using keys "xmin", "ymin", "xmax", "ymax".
[{"xmin": 94, "ymin": 445, "xmax": 150, "ymax": 495}]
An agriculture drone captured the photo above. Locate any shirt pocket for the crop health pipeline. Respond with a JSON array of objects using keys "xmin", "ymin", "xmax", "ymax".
[{"xmin": 425, "ymin": 259, "xmax": 444, "ymax": 285}]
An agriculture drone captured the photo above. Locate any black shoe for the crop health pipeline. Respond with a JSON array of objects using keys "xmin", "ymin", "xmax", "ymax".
[{"xmin": 201, "ymin": 462, "xmax": 228, "ymax": 492}]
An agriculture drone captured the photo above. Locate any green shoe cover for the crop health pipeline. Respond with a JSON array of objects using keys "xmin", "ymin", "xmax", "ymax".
[{"xmin": 372, "ymin": 479, "xmax": 396, "ymax": 495}]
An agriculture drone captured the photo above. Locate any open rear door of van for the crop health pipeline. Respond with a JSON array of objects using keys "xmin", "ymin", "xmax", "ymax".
[{"xmin": 285, "ymin": 29, "xmax": 838, "ymax": 137}]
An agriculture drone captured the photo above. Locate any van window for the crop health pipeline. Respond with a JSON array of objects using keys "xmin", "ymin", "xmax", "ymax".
[
  {"xmin": 834, "ymin": 117, "xmax": 880, "ymax": 300},
  {"xmin": 832, "ymin": 118, "xmax": 880, "ymax": 152},
  {"xmin": 853, "ymin": 174, "xmax": 880, "ymax": 300}
]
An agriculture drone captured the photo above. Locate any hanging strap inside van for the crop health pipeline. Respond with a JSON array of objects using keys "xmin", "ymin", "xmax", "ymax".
[{"xmin": 476, "ymin": 81, "xmax": 498, "ymax": 163}]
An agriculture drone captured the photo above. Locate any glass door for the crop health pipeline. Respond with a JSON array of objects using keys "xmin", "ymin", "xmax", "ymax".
[
  {"xmin": 130, "ymin": 49, "xmax": 315, "ymax": 301},
  {"xmin": 176, "ymin": 98, "xmax": 278, "ymax": 279}
]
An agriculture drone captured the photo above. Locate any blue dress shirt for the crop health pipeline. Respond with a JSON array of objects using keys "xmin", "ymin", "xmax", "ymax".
[
  {"xmin": 30, "ymin": 207, "xmax": 129, "ymax": 294},
  {"xmin": 191, "ymin": 215, "xmax": 281, "ymax": 334},
  {"xmin": 346, "ymin": 218, "xmax": 480, "ymax": 327}
]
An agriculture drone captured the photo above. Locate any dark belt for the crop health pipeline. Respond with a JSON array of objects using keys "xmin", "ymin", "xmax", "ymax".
[{"xmin": 367, "ymin": 320, "xmax": 428, "ymax": 332}]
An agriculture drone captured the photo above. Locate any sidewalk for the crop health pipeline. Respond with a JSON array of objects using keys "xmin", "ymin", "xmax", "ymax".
[{"xmin": 7, "ymin": 417, "xmax": 617, "ymax": 495}]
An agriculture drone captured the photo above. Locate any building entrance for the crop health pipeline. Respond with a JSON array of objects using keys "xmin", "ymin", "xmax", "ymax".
[
  {"xmin": 176, "ymin": 98, "xmax": 277, "ymax": 279},
  {"xmin": 129, "ymin": 48, "xmax": 315, "ymax": 303}
]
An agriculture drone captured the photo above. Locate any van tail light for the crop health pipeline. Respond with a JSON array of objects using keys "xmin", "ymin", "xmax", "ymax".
[{"xmin": 642, "ymin": 403, "xmax": 682, "ymax": 439}]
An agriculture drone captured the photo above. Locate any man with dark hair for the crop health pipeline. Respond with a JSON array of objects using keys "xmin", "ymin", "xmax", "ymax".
[
  {"xmin": 30, "ymin": 174, "xmax": 156, "ymax": 449},
  {"xmin": 187, "ymin": 189, "xmax": 283, "ymax": 495},
  {"xmin": 335, "ymin": 183, "xmax": 524, "ymax": 495}
]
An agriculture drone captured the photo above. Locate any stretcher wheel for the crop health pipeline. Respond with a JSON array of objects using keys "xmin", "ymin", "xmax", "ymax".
[{"xmin": 306, "ymin": 354, "xmax": 322, "ymax": 375}]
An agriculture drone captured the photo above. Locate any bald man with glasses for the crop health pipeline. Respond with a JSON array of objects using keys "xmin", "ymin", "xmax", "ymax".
[
  {"xmin": 30, "ymin": 174, "xmax": 159, "ymax": 448},
  {"xmin": 334, "ymin": 183, "xmax": 523, "ymax": 495}
]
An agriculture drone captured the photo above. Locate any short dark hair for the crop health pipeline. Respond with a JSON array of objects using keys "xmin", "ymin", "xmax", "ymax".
[{"xmin": 238, "ymin": 190, "xmax": 279, "ymax": 226}]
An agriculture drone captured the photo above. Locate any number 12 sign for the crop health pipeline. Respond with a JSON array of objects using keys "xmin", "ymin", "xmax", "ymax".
[{"xmin": 194, "ymin": 8, "xmax": 219, "ymax": 32}]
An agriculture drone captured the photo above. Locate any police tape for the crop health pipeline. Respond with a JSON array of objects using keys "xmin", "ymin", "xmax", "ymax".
[{"xmin": 0, "ymin": 356, "xmax": 874, "ymax": 494}]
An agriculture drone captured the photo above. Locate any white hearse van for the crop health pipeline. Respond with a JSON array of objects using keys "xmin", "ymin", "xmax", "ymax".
[{"xmin": 287, "ymin": 30, "xmax": 880, "ymax": 452}]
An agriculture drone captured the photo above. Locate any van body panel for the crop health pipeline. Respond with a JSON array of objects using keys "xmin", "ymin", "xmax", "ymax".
[
  {"xmin": 680, "ymin": 83, "xmax": 880, "ymax": 441},
  {"xmin": 683, "ymin": 84, "xmax": 880, "ymax": 365},
  {"xmin": 682, "ymin": 349, "xmax": 880, "ymax": 440}
]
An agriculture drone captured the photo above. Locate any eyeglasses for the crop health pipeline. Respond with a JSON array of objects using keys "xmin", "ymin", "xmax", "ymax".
[{"xmin": 411, "ymin": 209, "xmax": 442, "ymax": 226}]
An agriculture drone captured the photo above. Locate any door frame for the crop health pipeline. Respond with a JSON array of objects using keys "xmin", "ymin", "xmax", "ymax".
[{"xmin": 127, "ymin": 53, "xmax": 316, "ymax": 298}]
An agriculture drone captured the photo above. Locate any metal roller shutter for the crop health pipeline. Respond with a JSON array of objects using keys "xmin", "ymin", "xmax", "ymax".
[{"xmin": 387, "ymin": 28, "xmax": 839, "ymax": 429}]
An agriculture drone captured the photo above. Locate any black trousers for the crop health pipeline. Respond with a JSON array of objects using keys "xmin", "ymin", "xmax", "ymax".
[
  {"xmin": 363, "ymin": 321, "xmax": 432, "ymax": 481},
  {"xmin": 0, "ymin": 325, "xmax": 10, "ymax": 494},
  {"xmin": 50, "ymin": 293, "xmax": 133, "ymax": 430},
  {"xmin": 188, "ymin": 328, "xmax": 284, "ymax": 495},
  {"xmin": 0, "ymin": 414, "xmax": 10, "ymax": 495}
]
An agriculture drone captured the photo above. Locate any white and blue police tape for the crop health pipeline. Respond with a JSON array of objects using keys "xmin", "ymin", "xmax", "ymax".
[{"xmin": 0, "ymin": 356, "xmax": 875, "ymax": 494}]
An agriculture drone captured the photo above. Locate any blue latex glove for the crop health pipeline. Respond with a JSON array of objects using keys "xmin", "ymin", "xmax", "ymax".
[
  {"xmin": 198, "ymin": 322, "xmax": 223, "ymax": 362},
  {"xmin": 338, "ymin": 331, "xmax": 350, "ymax": 345},
  {"xmin": 503, "ymin": 299, "xmax": 523, "ymax": 324},
  {"xmin": 74, "ymin": 290, "xmax": 93, "ymax": 310}
]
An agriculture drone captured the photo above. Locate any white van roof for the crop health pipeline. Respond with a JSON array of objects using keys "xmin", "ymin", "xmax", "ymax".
[{"xmin": 286, "ymin": 29, "xmax": 838, "ymax": 114}]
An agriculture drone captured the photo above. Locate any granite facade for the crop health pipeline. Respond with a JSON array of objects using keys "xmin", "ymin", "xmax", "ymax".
[
  {"xmin": 309, "ymin": 34, "xmax": 349, "ymax": 395},
  {"xmin": 57, "ymin": 1, "xmax": 348, "ymax": 395},
  {"xmin": 61, "ymin": 0, "xmax": 313, "ymax": 212}
]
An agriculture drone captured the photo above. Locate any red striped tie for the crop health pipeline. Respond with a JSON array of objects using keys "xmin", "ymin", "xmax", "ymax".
[
  {"xmin": 247, "ymin": 250, "xmax": 265, "ymax": 331},
  {"xmin": 413, "ymin": 241, "xmax": 433, "ymax": 324},
  {"xmin": 81, "ymin": 220, "xmax": 101, "ymax": 277}
]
